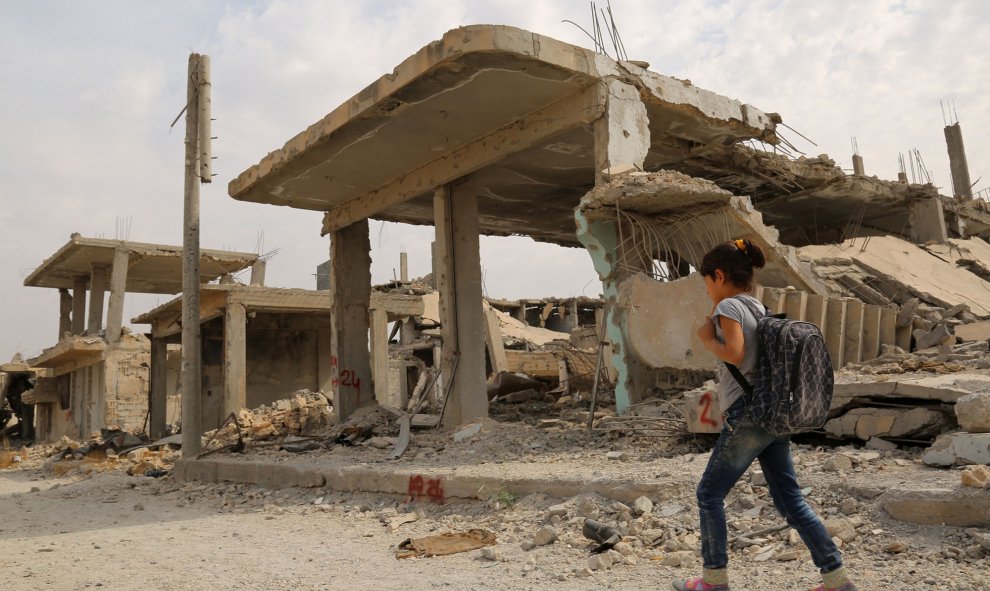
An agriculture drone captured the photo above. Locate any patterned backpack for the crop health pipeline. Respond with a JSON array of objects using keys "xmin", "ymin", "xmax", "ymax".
[{"xmin": 725, "ymin": 297, "xmax": 834, "ymax": 437}]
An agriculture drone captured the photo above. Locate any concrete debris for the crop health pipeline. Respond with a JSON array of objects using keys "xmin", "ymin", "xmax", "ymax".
[
  {"xmin": 882, "ymin": 488, "xmax": 990, "ymax": 528},
  {"xmin": 824, "ymin": 407, "xmax": 953, "ymax": 440},
  {"xmin": 955, "ymin": 393, "xmax": 990, "ymax": 433},
  {"xmin": 205, "ymin": 390, "xmax": 333, "ymax": 447},
  {"xmin": 923, "ymin": 432, "xmax": 990, "ymax": 466}
]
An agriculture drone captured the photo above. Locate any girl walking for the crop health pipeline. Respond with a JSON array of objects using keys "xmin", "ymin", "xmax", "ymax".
[{"xmin": 672, "ymin": 239, "xmax": 857, "ymax": 591}]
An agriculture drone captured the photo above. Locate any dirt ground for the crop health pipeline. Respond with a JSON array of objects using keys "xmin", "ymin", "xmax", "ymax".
[{"xmin": 2, "ymin": 418, "xmax": 988, "ymax": 591}]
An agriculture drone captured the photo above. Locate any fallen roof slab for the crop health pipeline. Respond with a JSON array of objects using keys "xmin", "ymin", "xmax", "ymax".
[
  {"xmin": 579, "ymin": 170, "xmax": 827, "ymax": 292},
  {"xmin": 799, "ymin": 235, "xmax": 990, "ymax": 315}
]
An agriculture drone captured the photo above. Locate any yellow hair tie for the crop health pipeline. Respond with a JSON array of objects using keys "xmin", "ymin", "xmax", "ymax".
[{"xmin": 734, "ymin": 239, "xmax": 747, "ymax": 252}]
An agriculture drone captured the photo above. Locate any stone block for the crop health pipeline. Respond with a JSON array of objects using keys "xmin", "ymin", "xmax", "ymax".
[
  {"xmin": 882, "ymin": 488, "xmax": 990, "ymax": 527},
  {"xmin": 961, "ymin": 465, "xmax": 990, "ymax": 489},
  {"xmin": 682, "ymin": 388, "xmax": 723, "ymax": 433},
  {"xmin": 956, "ymin": 321, "xmax": 990, "ymax": 342},
  {"xmin": 956, "ymin": 393, "xmax": 990, "ymax": 433},
  {"xmin": 923, "ymin": 432, "xmax": 990, "ymax": 466}
]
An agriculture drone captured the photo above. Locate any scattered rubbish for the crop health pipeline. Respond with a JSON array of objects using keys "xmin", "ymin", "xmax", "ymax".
[
  {"xmin": 395, "ymin": 529, "xmax": 496, "ymax": 559},
  {"xmin": 582, "ymin": 518, "xmax": 621, "ymax": 554}
]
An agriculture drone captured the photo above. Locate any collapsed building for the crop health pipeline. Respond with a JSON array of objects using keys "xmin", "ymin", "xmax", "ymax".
[
  {"xmin": 223, "ymin": 25, "xmax": 989, "ymax": 439},
  {"xmin": 16, "ymin": 234, "xmax": 259, "ymax": 442}
]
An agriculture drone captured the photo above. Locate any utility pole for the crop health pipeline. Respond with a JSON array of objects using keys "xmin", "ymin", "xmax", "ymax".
[{"xmin": 181, "ymin": 53, "xmax": 212, "ymax": 456}]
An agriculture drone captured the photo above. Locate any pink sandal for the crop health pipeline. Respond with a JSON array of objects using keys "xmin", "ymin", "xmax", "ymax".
[{"xmin": 672, "ymin": 578, "xmax": 729, "ymax": 591}]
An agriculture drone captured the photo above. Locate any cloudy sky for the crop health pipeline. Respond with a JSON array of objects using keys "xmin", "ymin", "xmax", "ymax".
[{"xmin": 1, "ymin": 0, "xmax": 987, "ymax": 361}]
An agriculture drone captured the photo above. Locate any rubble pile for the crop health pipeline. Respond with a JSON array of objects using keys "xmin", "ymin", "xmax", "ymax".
[{"xmin": 206, "ymin": 390, "xmax": 334, "ymax": 444}]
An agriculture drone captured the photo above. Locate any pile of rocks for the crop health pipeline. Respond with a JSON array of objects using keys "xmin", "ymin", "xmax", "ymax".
[{"xmin": 208, "ymin": 390, "xmax": 333, "ymax": 444}]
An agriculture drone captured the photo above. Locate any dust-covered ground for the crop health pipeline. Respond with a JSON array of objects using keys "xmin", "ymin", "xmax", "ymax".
[{"xmin": 1, "ymin": 414, "xmax": 988, "ymax": 591}]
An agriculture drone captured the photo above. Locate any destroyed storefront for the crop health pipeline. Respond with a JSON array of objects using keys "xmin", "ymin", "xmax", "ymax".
[{"xmin": 20, "ymin": 235, "xmax": 259, "ymax": 442}]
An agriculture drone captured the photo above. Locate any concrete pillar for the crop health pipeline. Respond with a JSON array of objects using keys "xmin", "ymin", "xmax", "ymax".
[
  {"xmin": 897, "ymin": 172, "xmax": 909, "ymax": 183},
  {"xmin": 329, "ymin": 220, "xmax": 373, "ymax": 422},
  {"xmin": 895, "ymin": 324, "xmax": 913, "ymax": 351},
  {"xmin": 852, "ymin": 154, "xmax": 865, "ymax": 175},
  {"xmin": 861, "ymin": 305, "xmax": 883, "ymax": 361},
  {"xmin": 149, "ymin": 336, "xmax": 168, "ymax": 439},
  {"xmin": 515, "ymin": 304, "xmax": 527, "ymax": 323},
  {"xmin": 58, "ymin": 289, "xmax": 72, "ymax": 340},
  {"xmin": 72, "ymin": 276, "xmax": 87, "ymax": 335},
  {"xmin": 250, "ymin": 260, "xmax": 267, "ymax": 286},
  {"xmin": 944, "ymin": 123, "xmax": 972, "ymax": 199},
  {"xmin": 435, "ymin": 184, "xmax": 487, "ymax": 427},
  {"xmin": 879, "ymin": 306, "xmax": 897, "ymax": 352},
  {"xmin": 784, "ymin": 290, "xmax": 808, "ymax": 322},
  {"xmin": 825, "ymin": 298, "xmax": 848, "ymax": 368},
  {"xmin": 105, "ymin": 248, "xmax": 129, "ymax": 343},
  {"xmin": 760, "ymin": 288, "xmax": 786, "ymax": 315},
  {"xmin": 593, "ymin": 78, "xmax": 650, "ymax": 183},
  {"xmin": 909, "ymin": 198, "xmax": 948, "ymax": 244},
  {"xmin": 843, "ymin": 299, "xmax": 865, "ymax": 366},
  {"xmin": 399, "ymin": 251, "xmax": 408, "ymax": 283},
  {"xmin": 316, "ymin": 260, "xmax": 331, "ymax": 290},
  {"xmin": 317, "ymin": 325, "xmax": 333, "ymax": 397},
  {"xmin": 87, "ymin": 264, "xmax": 108, "ymax": 335},
  {"xmin": 369, "ymin": 307, "xmax": 390, "ymax": 406},
  {"xmin": 223, "ymin": 302, "xmax": 247, "ymax": 416},
  {"xmin": 806, "ymin": 294, "xmax": 827, "ymax": 333}
]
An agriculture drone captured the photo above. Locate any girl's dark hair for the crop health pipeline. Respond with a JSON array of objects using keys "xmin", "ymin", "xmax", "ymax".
[{"xmin": 698, "ymin": 239, "xmax": 766, "ymax": 291}]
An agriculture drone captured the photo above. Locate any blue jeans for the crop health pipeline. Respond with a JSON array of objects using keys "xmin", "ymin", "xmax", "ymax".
[{"xmin": 696, "ymin": 407, "xmax": 843, "ymax": 574}]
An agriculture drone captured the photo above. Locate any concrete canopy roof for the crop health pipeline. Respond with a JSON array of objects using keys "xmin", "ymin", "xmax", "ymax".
[
  {"xmin": 24, "ymin": 235, "xmax": 259, "ymax": 294},
  {"xmin": 229, "ymin": 25, "xmax": 778, "ymax": 247}
]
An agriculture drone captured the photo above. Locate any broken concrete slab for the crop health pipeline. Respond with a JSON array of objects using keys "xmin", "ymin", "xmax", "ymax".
[
  {"xmin": 956, "ymin": 393, "xmax": 990, "ymax": 433},
  {"xmin": 831, "ymin": 373, "xmax": 990, "ymax": 410},
  {"xmin": 799, "ymin": 236, "xmax": 990, "ymax": 316},
  {"xmin": 682, "ymin": 388, "xmax": 722, "ymax": 434},
  {"xmin": 922, "ymin": 432, "xmax": 990, "ymax": 466},
  {"xmin": 620, "ymin": 274, "xmax": 714, "ymax": 372},
  {"xmin": 956, "ymin": 321, "xmax": 990, "ymax": 342},
  {"xmin": 882, "ymin": 487, "xmax": 990, "ymax": 527},
  {"xmin": 824, "ymin": 407, "xmax": 952, "ymax": 440}
]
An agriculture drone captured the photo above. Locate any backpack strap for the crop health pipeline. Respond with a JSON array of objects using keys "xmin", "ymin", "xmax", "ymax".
[{"xmin": 722, "ymin": 295, "xmax": 768, "ymax": 397}]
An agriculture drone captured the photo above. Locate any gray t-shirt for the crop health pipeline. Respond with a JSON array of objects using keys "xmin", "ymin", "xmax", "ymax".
[{"xmin": 713, "ymin": 295, "xmax": 763, "ymax": 414}]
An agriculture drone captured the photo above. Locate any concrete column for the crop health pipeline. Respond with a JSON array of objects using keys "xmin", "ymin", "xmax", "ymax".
[
  {"xmin": 435, "ymin": 184, "xmax": 487, "ymax": 427},
  {"xmin": 576, "ymin": 77, "xmax": 651, "ymax": 415},
  {"xmin": 784, "ymin": 290, "xmax": 808, "ymax": 322},
  {"xmin": 369, "ymin": 307, "xmax": 390, "ymax": 406},
  {"xmin": 87, "ymin": 264, "xmax": 108, "ymax": 335},
  {"xmin": 843, "ymin": 299, "xmax": 865, "ymax": 366},
  {"xmin": 58, "ymin": 289, "xmax": 73, "ymax": 340},
  {"xmin": 852, "ymin": 154, "xmax": 865, "ymax": 175},
  {"xmin": 909, "ymin": 198, "xmax": 948, "ymax": 244},
  {"xmin": 329, "ymin": 220, "xmax": 373, "ymax": 423},
  {"xmin": 944, "ymin": 123, "xmax": 972, "ymax": 199},
  {"xmin": 105, "ymin": 248, "xmax": 130, "ymax": 343},
  {"xmin": 897, "ymin": 172, "xmax": 909, "ymax": 183},
  {"xmin": 317, "ymin": 325, "xmax": 333, "ymax": 398},
  {"xmin": 879, "ymin": 306, "xmax": 897, "ymax": 350},
  {"xmin": 149, "ymin": 336, "xmax": 168, "ymax": 439},
  {"xmin": 72, "ymin": 276, "xmax": 87, "ymax": 335},
  {"xmin": 399, "ymin": 251, "xmax": 408, "ymax": 283},
  {"xmin": 806, "ymin": 294, "xmax": 827, "ymax": 333},
  {"xmin": 825, "ymin": 298, "xmax": 848, "ymax": 368},
  {"xmin": 861, "ymin": 304, "xmax": 883, "ymax": 361},
  {"xmin": 223, "ymin": 302, "xmax": 247, "ymax": 416},
  {"xmin": 249, "ymin": 260, "xmax": 267, "ymax": 286},
  {"xmin": 515, "ymin": 304, "xmax": 527, "ymax": 323}
]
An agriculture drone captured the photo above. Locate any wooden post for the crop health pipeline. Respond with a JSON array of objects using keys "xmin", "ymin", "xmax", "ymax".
[
  {"xmin": 72, "ymin": 276, "xmax": 87, "ymax": 335},
  {"xmin": 181, "ymin": 52, "xmax": 206, "ymax": 455},
  {"xmin": 223, "ymin": 302, "xmax": 247, "ymax": 416},
  {"xmin": 105, "ymin": 247, "xmax": 130, "ymax": 343},
  {"xmin": 58, "ymin": 289, "xmax": 72, "ymax": 340}
]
